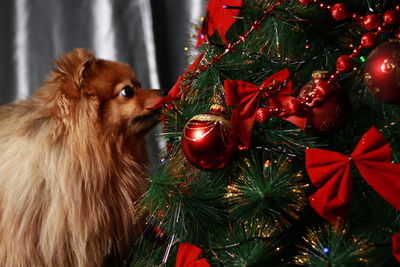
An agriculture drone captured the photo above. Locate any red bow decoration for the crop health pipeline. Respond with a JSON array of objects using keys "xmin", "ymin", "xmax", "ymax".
[
  {"xmin": 197, "ymin": 0, "xmax": 243, "ymax": 47},
  {"xmin": 176, "ymin": 243, "xmax": 210, "ymax": 267},
  {"xmin": 149, "ymin": 53, "xmax": 204, "ymax": 110},
  {"xmin": 224, "ymin": 68, "xmax": 306, "ymax": 148},
  {"xmin": 393, "ymin": 234, "xmax": 400, "ymax": 262},
  {"xmin": 306, "ymin": 127, "xmax": 400, "ymax": 223}
]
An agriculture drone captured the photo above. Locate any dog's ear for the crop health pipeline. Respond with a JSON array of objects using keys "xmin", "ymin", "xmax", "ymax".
[{"xmin": 51, "ymin": 48, "xmax": 95, "ymax": 98}]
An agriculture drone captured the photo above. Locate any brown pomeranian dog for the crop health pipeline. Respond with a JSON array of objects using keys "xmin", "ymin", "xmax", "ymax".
[{"xmin": 0, "ymin": 48, "xmax": 161, "ymax": 267}]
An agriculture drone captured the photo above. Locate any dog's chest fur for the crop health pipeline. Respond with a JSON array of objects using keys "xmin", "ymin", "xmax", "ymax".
[{"xmin": 0, "ymin": 100, "xmax": 147, "ymax": 267}]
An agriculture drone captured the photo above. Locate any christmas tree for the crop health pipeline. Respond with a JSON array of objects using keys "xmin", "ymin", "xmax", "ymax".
[{"xmin": 130, "ymin": 0, "xmax": 400, "ymax": 265}]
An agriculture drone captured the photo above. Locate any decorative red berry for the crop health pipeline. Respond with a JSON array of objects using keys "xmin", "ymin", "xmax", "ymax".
[
  {"xmin": 330, "ymin": 3, "xmax": 349, "ymax": 21},
  {"xmin": 361, "ymin": 32, "xmax": 378, "ymax": 48},
  {"xmin": 362, "ymin": 14, "xmax": 381, "ymax": 30},
  {"xmin": 336, "ymin": 55, "xmax": 352, "ymax": 72},
  {"xmin": 383, "ymin": 10, "xmax": 400, "ymax": 26},
  {"xmin": 255, "ymin": 107, "xmax": 271, "ymax": 123}
]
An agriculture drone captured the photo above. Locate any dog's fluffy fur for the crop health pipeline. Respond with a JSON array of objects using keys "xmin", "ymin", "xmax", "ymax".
[{"xmin": 0, "ymin": 48, "xmax": 160, "ymax": 267}]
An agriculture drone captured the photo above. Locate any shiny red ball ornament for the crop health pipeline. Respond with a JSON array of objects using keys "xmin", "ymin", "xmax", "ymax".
[
  {"xmin": 330, "ymin": 3, "xmax": 349, "ymax": 21},
  {"xmin": 255, "ymin": 107, "xmax": 270, "ymax": 123},
  {"xmin": 383, "ymin": 10, "xmax": 400, "ymax": 26},
  {"xmin": 361, "ymin": 32, "xmax": 378, "ymax": 48},
  {"xmin": 363, "ymin": 41, "xmax": 400, "ymax": 103},
  {"xmin": 362, "ymin": 14, "xmax": 381, "ymax": 30},
  {"xmin": 336, "ymin": 55, "xmax": 352, "ymax": 72},
  {"xmin": 181, "ymin": 104, "xmax": 237, "ymax": 170},
  {"xmin": 298, "ymin": 71, "xmax": 350, "ymax": 134}
]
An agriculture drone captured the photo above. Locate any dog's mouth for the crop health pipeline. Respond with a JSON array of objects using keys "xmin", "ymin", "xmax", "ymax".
[
  {"xmin": 130, "ymin": 109, "xmax": 159, "ymax": 124},
  {"xmin": 128, "ymin": 109, "xmax": 160, "ymax": 134}
]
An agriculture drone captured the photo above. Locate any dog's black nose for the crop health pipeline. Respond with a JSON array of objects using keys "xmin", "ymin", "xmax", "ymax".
[{"xmin": 158, "ymin": 88, "xmax": 169, "ymax": 97}]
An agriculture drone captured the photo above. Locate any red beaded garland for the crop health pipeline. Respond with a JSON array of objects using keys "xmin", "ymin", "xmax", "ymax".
[
  {"xmin": 383, "ymin": 10, "xmax": 400, "ymax": 26},
  {"xmin": 362, "ymin": 14, "xmax": 381, "ymax": 30},
  {"xmin": 336, "ymin": 55, "xmax": 352, "ymax": 72},
  {"xmin": 330, "ymin": 3, "xmax": 349, "ymax": 21},
  {"xmin": 305, "ymin": 0, "xmax": 393, "ymax": 83},
  {"xmin": 361, "ymin": 32, "xmax": 378, "ymax": 48}
]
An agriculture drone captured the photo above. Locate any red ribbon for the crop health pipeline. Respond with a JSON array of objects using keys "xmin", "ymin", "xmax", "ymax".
[
  {"xmin": 196, "ymin": 0, "xmax": 243, "ymax": 47},
  {"xmin": 176, "ymin": 243, "xmax": 210, "ymax": 267},
  {"xmin": 306, "ymin": 127, "xmax": 400, "ymax": 223},
  {"xmin": 149, "ymin": 53, "xmax": 204, "ymax": 110},
  {"xmin": 393, "ymin": 234, "xmax": 400, "ymax": 262},
  {"xmin": 224, "ymin": 68, "xmax": 306, "ymax": 148}
]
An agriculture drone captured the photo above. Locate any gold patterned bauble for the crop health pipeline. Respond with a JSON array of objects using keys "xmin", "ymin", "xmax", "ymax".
[
  {"xmin": 181, "ymin": 105, "xmax": 238, "ymax": 170},
  {"xmin": 363, "ymin": 41, "xmax": 400, "ymax": 103}
]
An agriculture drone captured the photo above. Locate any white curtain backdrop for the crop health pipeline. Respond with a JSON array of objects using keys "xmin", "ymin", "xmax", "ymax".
[{"xmin": 0, "ymin": 0, "xmax": 206, "ymax": 165}]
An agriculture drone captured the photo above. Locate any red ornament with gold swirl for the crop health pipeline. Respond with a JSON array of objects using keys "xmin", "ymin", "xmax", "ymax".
[{"xmin": 181, "ymin": 104, "xmax": 238, "ymax": 170}]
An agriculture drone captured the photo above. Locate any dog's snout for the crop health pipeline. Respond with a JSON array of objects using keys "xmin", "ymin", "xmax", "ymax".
[{"xmin": 158, "ymin": 88, "xmax": 169, "ymax": 97}]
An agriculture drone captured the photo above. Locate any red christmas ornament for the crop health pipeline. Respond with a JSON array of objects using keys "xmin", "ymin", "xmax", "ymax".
[
  {"xmin": 361, "ymin": 32, "xmax": 378, "ymax": 48},
  {"xmin": 383, "ymin": 10, "xmax": 400, "ymax": 26},
  {"xmin": 330, "ymin": 3, "xmax": 349, "ymax": 21},
  {"xmin": 362, "ymin": 14, "xmax": 381, "ymax": 30},
  {"xmin": 181, "ymin": 104, "xmax": 237, "ymax": 170},
  {"xmin": 298, "ymin": 71, "xmax": 350, "ymax": 134},
  {"xmin": 308, "ymin": 95, "xmax": 349, "ymax": 134},
  {"xmin": 363, "ymin": 41, "xmax": 400, "ymax": 103},
  {"xmin": 336, "ymin": 55, "xmax": 352, "ymax": 72},
  {"xmin": 255, "ymin": 107, "xmax": 270, "ymax": 123}
]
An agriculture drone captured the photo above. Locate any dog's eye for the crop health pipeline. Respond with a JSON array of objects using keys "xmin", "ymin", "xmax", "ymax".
[{"xmin": 120, "ymin": 86, "xmax": 135, "ymax": 98}]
